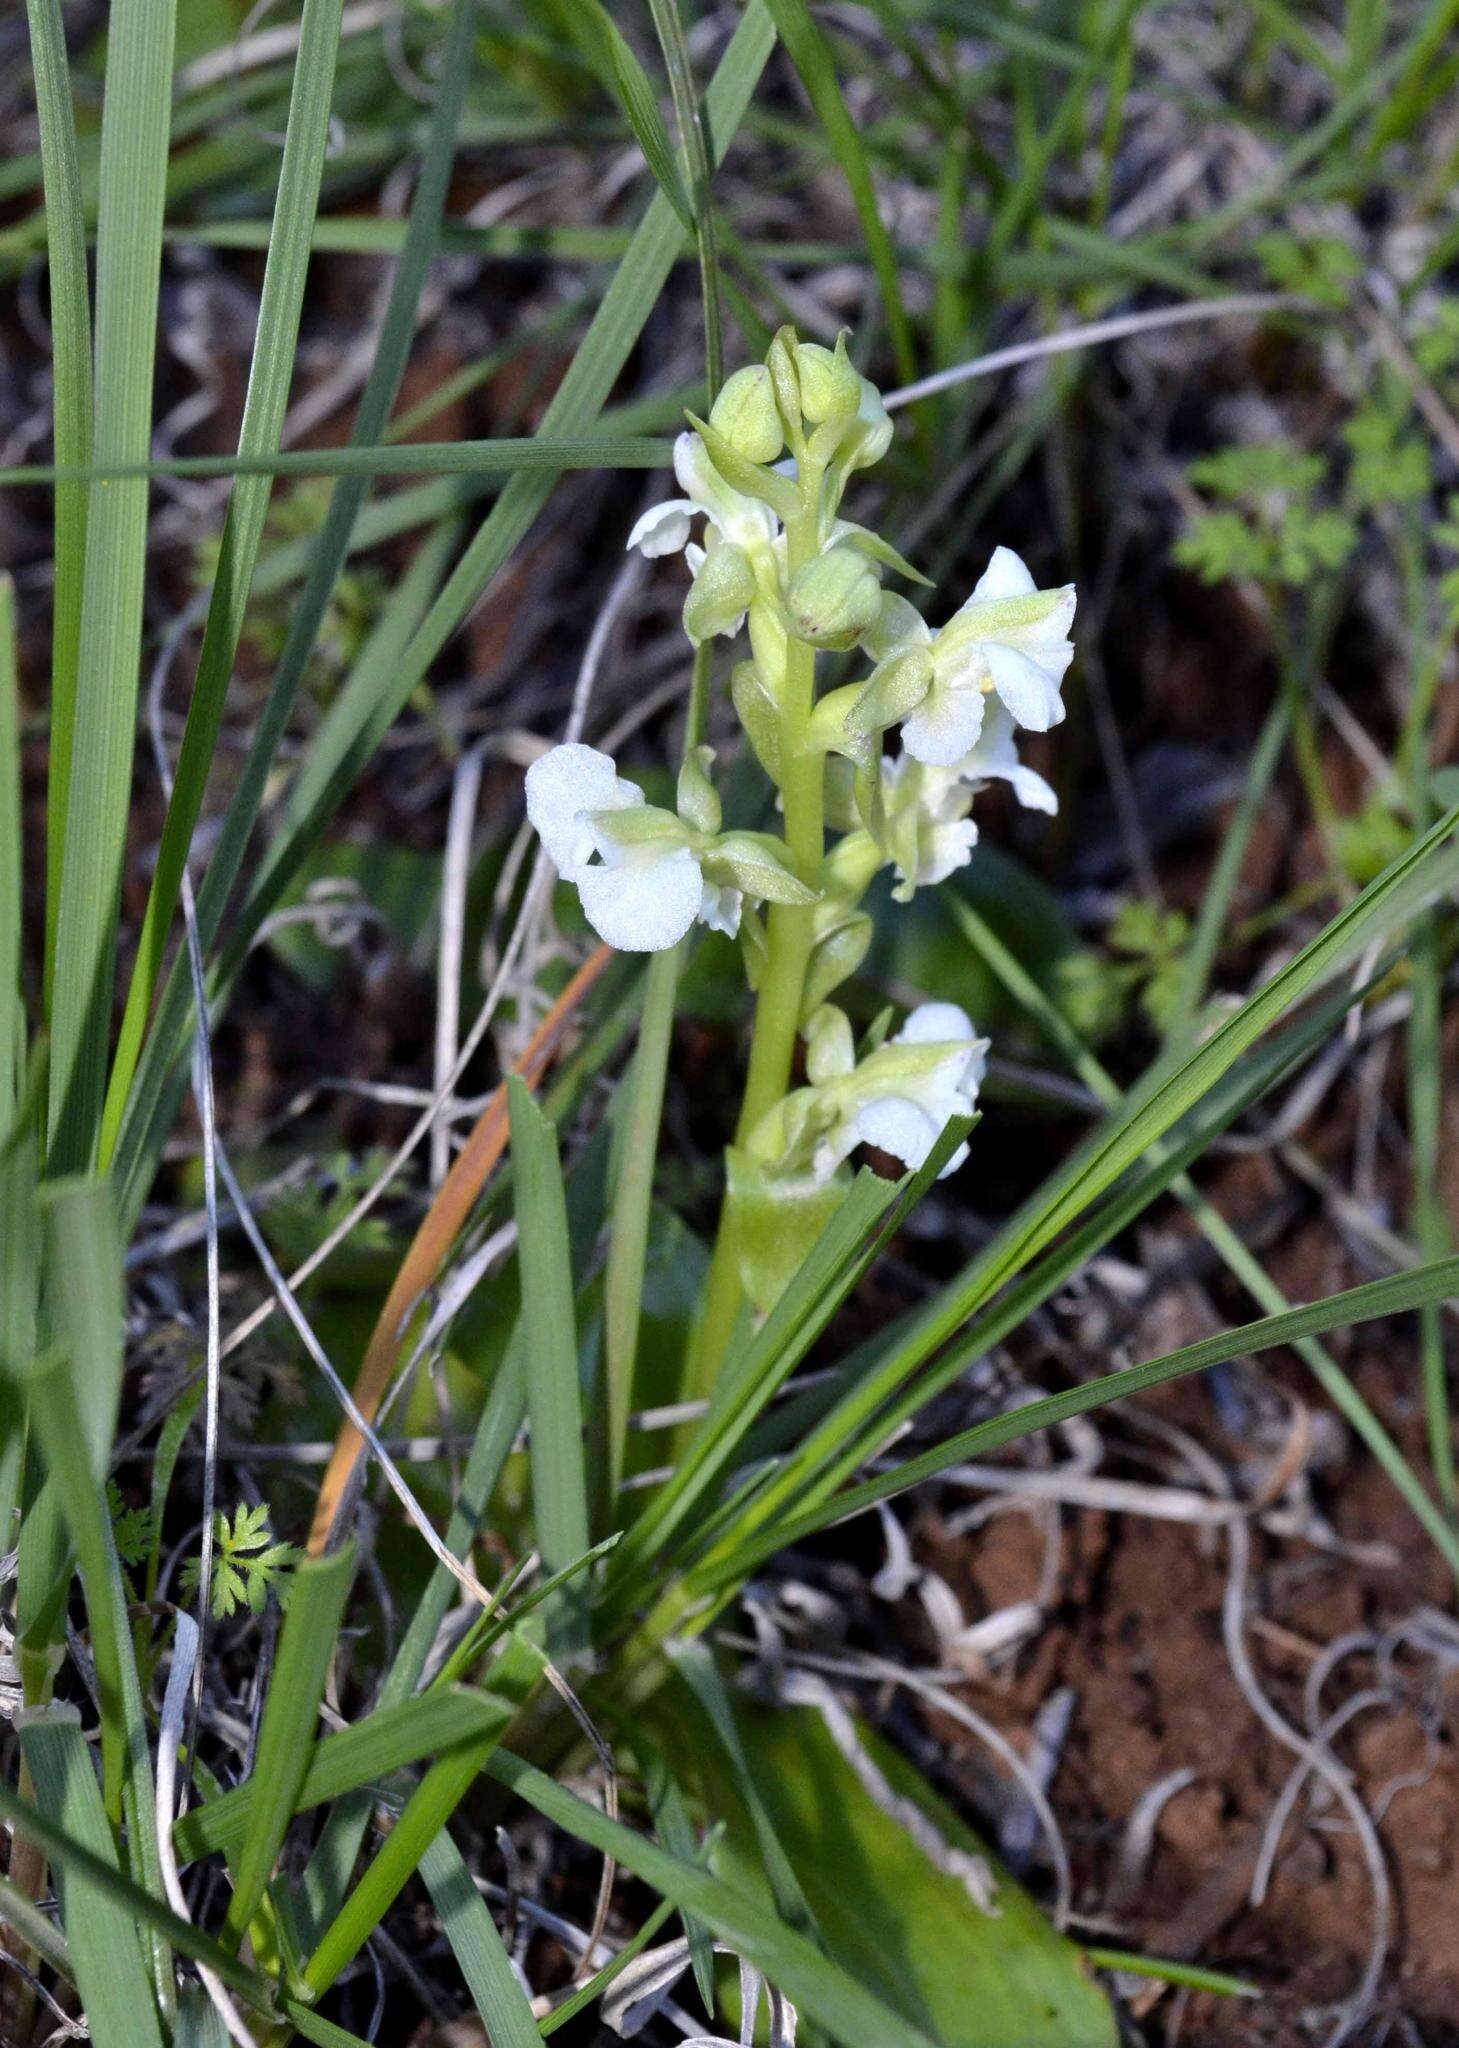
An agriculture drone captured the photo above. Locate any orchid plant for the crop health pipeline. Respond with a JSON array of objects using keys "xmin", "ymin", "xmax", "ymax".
[{"xmin": 527, "ymin": 330, "xmax": 1075, "ymax": 1370}]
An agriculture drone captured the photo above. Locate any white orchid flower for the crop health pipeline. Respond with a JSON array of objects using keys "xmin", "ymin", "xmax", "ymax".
[
  {"xmin": 525, "ymin": 742, "xmax": 741, "ymax": 952},
  {"xmin": 950, "ymin": 698, "xmax": 1059, "ymax": 814},
  {"xmin": 872, "ymin": 548, "xmax": 1074, "ymax": 767},
  {"xmin": 845, "ymin": 1002, "xmax": 988, "ymax": 1178},
  {"xmin": 626, "ymin": 431, "xmax": 779, "ymax": 561},
  {"xmin": 754, "ymin": 1001, "xmax": 986, "ymax": 1185},
  {"xmin": 877, "ymin": 753, "xmax": 979, "ymax": 899}
]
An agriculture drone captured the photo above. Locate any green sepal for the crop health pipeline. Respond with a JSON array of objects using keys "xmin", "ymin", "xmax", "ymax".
[
  {"xmin": 676, "ymin": 746, "xmax": 722, "ymax": 836},
  {"xmin": 739, "ymin": 902, "xmax": 768, "ymax": 990},
  {"xmin": 803, "ymin": 1002, "xmax": 855, "ymax": 1083},
  {"xmin": 732, "ymin": 661, "xmax": 783, "ymax": 784},
  {"xmin": 835, "ymin": 522, "xmax": 933, "ymax": 588},
  {"xmin": 846, "ymin": 645, "xmax": 934, "ymax": 736},
  {"xmin": 589, "ymin": 803, "xmax": 692, "ymax": 850},
  {"xmin": 766, "ymin": 328, "xmax": 804, "ymax": 438},
  {"xmin": 684, "ymin": 540, "xmax": 756, "ymax": 645},
  {"xmin": 704, "ymin": 831, "xmax": 818, "ymax": 906},
  {"xmin": 807, "ymin": 684, "xmax": 875, "ymax": 767},
  {"xmin": 686, "ymin": 412, "xmax": 802, "ymax": 523},
  {"xmin": 799, "ymin": 906, "xmax": 873, "ymax": 1021}
]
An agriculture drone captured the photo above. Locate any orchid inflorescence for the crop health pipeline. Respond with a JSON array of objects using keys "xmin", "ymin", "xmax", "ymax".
[{"xmin": 526, "ymin": 331, "xmax": 1074, "ymax": 1323}]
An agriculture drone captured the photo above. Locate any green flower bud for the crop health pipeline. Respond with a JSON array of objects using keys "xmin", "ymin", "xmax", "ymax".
[
  {"xmin": 682, "ymin": 540, "xmax": 756, "ymax": 644},
  {"xmin": 708, "ymin": 364, "xmax": 785, "ymax": 464},
  {"xmin": 786, "ymin": 546, "xmax": 882, "ymax": 650},
  {"xmin": 795, "ymin": 336, "xmax": 860, "ymax": 425},
  {"xmin": 843, "ymin": 377, "xmax": 893, "ymax": 472}
]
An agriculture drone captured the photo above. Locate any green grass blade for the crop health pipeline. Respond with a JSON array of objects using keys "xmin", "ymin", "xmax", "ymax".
[
  {"xmin": 662, "ymin": 1640, "xmax": 814, "ymax": 1936},
  {"xmin": 0, "ymin": 1772, "xmax": 270, "ymax": 2006},
  {"xmin": 32, "ymin": 1183, "xmax": 126, "ymax": 1810},
  {"xmin": 40, "ymin": 1177, "xmax": 121, "ymax": 1482},
  {"xmin": 302, "ymin": 1724, "xmax": 512, "ymax": 1998},
  {"xmin": 644, "ymin": 0, "xmax": 725, "ymax": 389},
  {"xmin": 110, "ymin": 0, "xmax": 776, "ymax": 1217},
  {"xmin": 508, "ymin": 1075, "xmax": 591, "ymax": 1653},
  {"xmin": 0, "ymin": 1870, "xmax": 73, "ymax": 1981},
  {"xmin": 295, "ymin": 1365, "xmax": 528, "ymax": 1941},
  {"xmin": 110, "ymin": 511, "xmax": 457, "ymax": 1219},
  {"xmin": 298, "ymin": 1121, "xmax": 613, "ymax": 1935},
  {"xmin": 16, "ymin": 1710, "xmax": 164, "ymax": 2048},
  {"xmin": 948, "ymin": 894, "xmax": 1459, "ymax": 1574},
  {"xmin": 45, "ymin": 0, "xmax": 176, "ymax": 1169},
  {"xmin": 1081, "ymin": 1949, "xmax": 1258, "ymax": 2000},
  {"xmin": 730, "ymin": 1252, "xmax": 1459, "ymax": 1563},
  {"xmin": 612, "ymin": 1131, "xmax": 967, "ymax": 1599},
  {"xmin": 1162, "ymin": 694, "xmax": 1291, "ymax": 1047},
  {"xmin": 0, "ymin": 435, "xmax": 676, "ymax": 488},
  {"xmin": 103, "ymin": 0, "xmax": 476, "ymax": 1195},
  {"xmin": 24, "ymin": 0, "xmax": 93, "ymax": 1009},
  {"xmin": 610, "ymin": 1169, "xmax": 897, "ymax": 1587},
  {"xmin": 0, "ymin": 578, "xmax": 21, "ymax": 1101},
  {"xmin": 286, "ymin": 2009, "xmax": 379, "ymax": 2048},
  {"xmin": 97, "ymin": 0, "xmax": 347, "ymax": 1154},
  {"xmin": 539, "ymin": 1895, "xmax": 677, "ymax": 2034},
  {"xmin": 220, "ymin": 1544, "xmax": 356, "ymax": 1946},
  {"xmin": 382, "ymin": 0, "xmax": 774, "ymax": 685},
  {"xmin": 602, "ymin": 947, "xmax": 681, "ymax": 1509},
  {"xmin": 483, "ymin": 1747, "xmax": 946, "ymax": 2048},
  {"xmin": 419, "ymin": 1830, "xmax": 541, "ymax": 2048},
  {"xmin": 761, "ymin": 0, "xmax": 915, "ymax": 381},
  {"xmin": 0, "ymin": 1038, "xmax": 44, "ymax": 1363},
  {"xmin": 548, "ymin": 0, "xmax": 692, "ymax": 225},
  {"xmin": 743, "ymin": 802, "xmax": 1459, "ymax": 1528},
  {"xmin": 173, "ymin": 1686, "xmax": 516, "ymax": 1864}
]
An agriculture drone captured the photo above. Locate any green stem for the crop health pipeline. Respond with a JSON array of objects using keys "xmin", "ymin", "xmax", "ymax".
[
  {"xmin": 733, "ymin": 633, "xmax": 820, "ymax": 1139},
  {"xmin": 685, "ymin": 508, "xmax": 825, "ymax": 1402}
]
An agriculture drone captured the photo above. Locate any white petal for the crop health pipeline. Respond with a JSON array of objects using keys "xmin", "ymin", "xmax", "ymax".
[
  {"xmin": 855, "ymin": 1094, "xmax": 940, "ymax": 1170},
  {"xmin": 526, "ymin": 742, "xmax": 642, "ymax": 878},
  {"xmin": 627, "ymin": 498, "xmax": 696, "ymax": 559},
  {"xmin": 919, "ymin": 817, "xmax": 979, "ymax": 886},
  {"xmin": 577, "ymin": 846, "xmax": 703, "ymax": 952},
  {"xmin": 954, "ymin": 700, "xmax": 1060, "ymax": 812},
  {"xmin": 901, "ymin": 681, "xmax": 987, "ymax": 766},
  {"xmin": 899, "ymin": 1001, "xmax": 976, "ymax": 1048},
  {"xmin": 983, "ymin": 640, "xmax": 1066, "ymax": 732},
  {"xmin": 674, "ymin": 432, "xmax": 776, "ymax": 550},
  {"xmin": 1006, "ymin": 762, "xmax": 1059, "ymax": 813},
  {"xmin": 969, "ymin": 545, "xmax": 1036, "ymax": 605},
  {"xmin": 698, "ymin": 879, "xmax": 743, "ymax": 937},
  {"xmin": 1018, "ymin": 584, "xmax": 1076, "ymax": 647}
]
